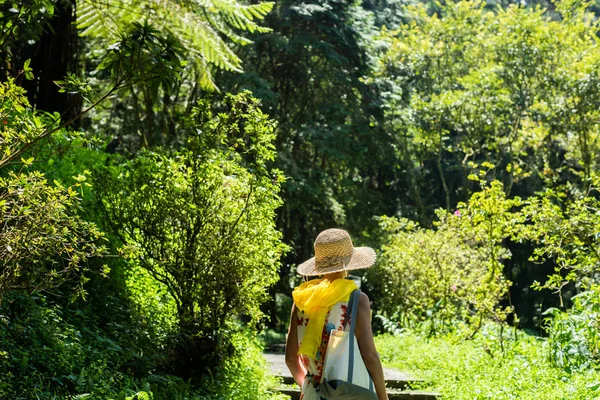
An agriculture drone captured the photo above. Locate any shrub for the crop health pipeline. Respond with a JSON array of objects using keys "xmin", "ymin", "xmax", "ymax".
[
  {"xmin": 197, "ymin": 330, "xmax": 289, "ymax": 400},
  {"xmin": 0, "ymin": 79, "xmax": 107, "ymax": 302},
  {"xmin": 0, "ymin": 291, "xmax": 146, "ymax": 399},
  {"xmin": 94, "ymin": 92, "xmax": 288, "ymax": 375},
  {"xmin": 0, "ymin": 291, "xmax": 287, "ymax": 400},
  {"xmin": 518, "ymin": 175, "xmax": 600, "ymax": 298},
  {"xmin": 543, "ymin": 285, "xmax": 600, "ymax": 371},
  {"xmin": 368, "ymin": 179, "xmax": 522, "ymax": 335}
]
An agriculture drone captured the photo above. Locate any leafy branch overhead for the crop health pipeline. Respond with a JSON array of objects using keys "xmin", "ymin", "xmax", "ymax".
[
  {"xmin": 77, "ymin": 0, "xmax": 274, "ymax": 89},
  {"xmin": 0, "ymin": 22, "xmax": 188, "ymax": 169}
]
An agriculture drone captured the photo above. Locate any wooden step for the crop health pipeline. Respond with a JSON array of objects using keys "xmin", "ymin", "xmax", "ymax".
[
  {"xmin": 265, "ymin": 352, "xmax": 439, "ymax": 399},
  {"xmin": 278, "ymin": 375, "xmax": 427, "ymax": 390},
  {"xmin": 276, "ymin": 386, "xmax": 440, "ymax": 400},
  {"xmin": 264, "ymin": 352, "xmax": 418, "ymax": 387}
]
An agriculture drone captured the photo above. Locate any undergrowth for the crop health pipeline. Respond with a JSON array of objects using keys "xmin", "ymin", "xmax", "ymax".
[
  {"xmin": 0, "ymin": 291, "xmax": 286, "ymax": 400},
  {"xmin": 375, "ymin": 324, "xmax": 600, "ymax": 399}
]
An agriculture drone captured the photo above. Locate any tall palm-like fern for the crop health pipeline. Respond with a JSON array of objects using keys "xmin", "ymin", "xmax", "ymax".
[{"xmin": 77, "ymin": 0, "xmax": 273, "ymax": 89}]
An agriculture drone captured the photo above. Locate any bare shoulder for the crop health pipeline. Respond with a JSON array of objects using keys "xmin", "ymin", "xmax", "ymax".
[
  {"xmin": 359, "ymin": 291, "xmax": 371, "ymax": 308},
  {"xmin": 356, "ymin": 292, "xmax": 374, "ymax": 333}
]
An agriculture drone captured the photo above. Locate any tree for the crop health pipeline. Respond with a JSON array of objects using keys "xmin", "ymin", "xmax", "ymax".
[
  {"xmin": 76, "ymin": 0, "xmax": 275, "ymax": 150},
  {"xmin": 0, "ymin": 13, "xmax": 188, "ymax": 305},
  {"xmin": 94, "ymin": 92, "xmax": 287, "ymax": 375},
  {"xmin": 77, "ymin": 0, "xmax": 274, "ymax": 90},
  {"xmin": 373, "ymin": 0, "xmax": 600, "ymax": 220},
  {"xmin": 371, "ymin": 0, "xmax": 600, "ymax": 330},
  {"xmin": 220, "ymin": 0, "xmax": 404, "ymax": 329}
]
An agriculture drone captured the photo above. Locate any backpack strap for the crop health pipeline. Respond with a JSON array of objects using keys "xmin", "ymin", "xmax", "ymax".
[{"xmin": 347, "ymin": 289, "xmax": 361, "ymax": 382}]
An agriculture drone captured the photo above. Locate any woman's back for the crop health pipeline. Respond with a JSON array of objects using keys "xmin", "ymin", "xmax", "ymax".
[{"xmin": 296, "ymin": 298, "xmax": 349, "ymax": 391}]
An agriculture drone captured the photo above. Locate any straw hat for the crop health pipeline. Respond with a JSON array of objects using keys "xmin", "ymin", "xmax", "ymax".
[{"xmin": 297, "ymin": 228, "xmax": 376, "ymax": 276}]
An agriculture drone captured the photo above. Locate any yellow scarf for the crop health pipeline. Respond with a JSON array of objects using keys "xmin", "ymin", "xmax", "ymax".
[{"xmin": 292, "ymin": 278, "xmax": 358, "ymax": 358}]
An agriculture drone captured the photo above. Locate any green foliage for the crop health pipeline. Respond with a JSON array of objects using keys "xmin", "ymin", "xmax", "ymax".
[
  {"xmin": 0, "ymin": 79, "xmax": 107, "ymax": 301},
  {"xmin": 375, "ymin": 328, "xmax": 600, "ymax": 399},
  {"xmin": 259, "ymin": 328, "xmax": 287, "ymax": 347},
  {"xmin": 518, "ymin": 175, "xmax": 600, "ymax": 297},
  {"xmin": 98, "ymin": 21, "xmax": 185, "ymax": 91},
  {"xmin": 513, "ymin": 174, "xmax": 600, "ymax": 369},
  {"xmin": 79, "ymin": 7, "xmax": 273, "ymax": 150},
  {"xmin": 2, "ymin": 8, "xmax": 289, "ymax": 396},
  {"xmin": 376, "ymin": 313, "xmax": 407, "ymax": 336},
  {"xmin": 95, "ymin": 92, "xmax": 287, "ymax": 372},
  {"xmin": 0, "ymin": 290, "xmax": 286, "ymax": 400},
  {"xmin": 543, "ymin": 285, "xmax": 600, "ymax": 371},
  {"xmin": 369, "ymin": 179, "xmax": 522, "ymax": 334},
  {"xmin": 373, "ymin": 0, "xmax": 600, "ymax": 220},
  {"xmin": 77, "ymin": 0, "xmax": 274, "ymax": 89},
  {"xmin": 123, "ymin": 392, "xmax": 152, "ymax": 400},
  {"xmin": 80, "ymin": 20, "xmax": 189, "ymax": 149},
  {"xmin": 1, "ymin": 22, "xmax": 184, "ymax": 168},
  {"xmin": 197, "ymin": 330, "xmax": 288, "ymax": 400},
  {"xmin": 0, "ymin": 168, "xmax": 107, "ymax": 299},
  {"xmin": 15, "ymin": 0, "xmax": 600, "ymax": 399},
  {"xmin": 125, "ymin": 263, "xmax": 178, "ymax": 345},
  {"xmin": 0, "ymin": 78, "xmax": 60, "ymax": 168},
  {"xmin": 0, "ymin": 291, "xmax": 147, "ymax": 399},
  {"xmin": 0, "ymin": 0, "xmax": 56, "ymax": 49},
  {"xmin": 223, "ymin": 0, "xmax": 397, "ymax": 322}
]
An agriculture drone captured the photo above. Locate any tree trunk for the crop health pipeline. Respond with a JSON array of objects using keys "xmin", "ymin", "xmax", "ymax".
[{"xmin": 22, "ymin": 0, "xmax": 81, "ymax": 123}]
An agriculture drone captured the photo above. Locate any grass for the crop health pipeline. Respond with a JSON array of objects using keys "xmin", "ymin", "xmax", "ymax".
[{"xmin": 375, "ymin": 324, "xmax": 600, "ymax": 399}]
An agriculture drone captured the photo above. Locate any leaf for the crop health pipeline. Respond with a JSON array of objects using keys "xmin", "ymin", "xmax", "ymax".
[
  {"xmin": 23, "ymin": 59, "xmax": 34, "ymax": 80},
  {"xmin": 586, "ymin": 382, "xmax": 600, "ymax": 391},
  {"xmin": 75, "ymin": 0, "xmax": 273, "ymax": 89},
  {"xmin": 541, "ymin": 307, "xmax": 561, "ymax": 316}
]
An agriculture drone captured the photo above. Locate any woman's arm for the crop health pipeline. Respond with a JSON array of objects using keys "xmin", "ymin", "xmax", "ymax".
[
  {"xmin": 355, "ymin": 292, "xmax": 389, "ymax": 400},
  {"xmin": 285, "ymin": 303, "xmax": 306, "ymax": 387}
]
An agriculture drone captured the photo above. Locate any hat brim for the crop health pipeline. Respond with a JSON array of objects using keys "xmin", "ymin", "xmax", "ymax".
[{"xmin": 296, "ymin": 247, "xmax": 376, "ymax": 276}]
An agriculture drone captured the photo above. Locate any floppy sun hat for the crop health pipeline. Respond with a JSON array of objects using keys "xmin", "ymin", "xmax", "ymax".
[{"xmin": 297, "ymin": 228, "xmax": 376, "ymax": 276}]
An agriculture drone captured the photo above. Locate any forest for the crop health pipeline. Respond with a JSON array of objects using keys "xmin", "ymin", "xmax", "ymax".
[{"xmin": 3, "ymin": 0, "xmax": 600, "ymax": 398}]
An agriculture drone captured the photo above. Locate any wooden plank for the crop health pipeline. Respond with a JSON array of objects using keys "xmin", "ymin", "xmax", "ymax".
[{"xmin": 276, "ymin": 387, "xmax": 440, "ymax": 400}]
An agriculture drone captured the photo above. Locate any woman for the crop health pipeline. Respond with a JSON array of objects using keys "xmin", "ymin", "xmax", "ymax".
[{"xmin": 285, "ymin": 228, "xmax": 389, "ymax": 400}]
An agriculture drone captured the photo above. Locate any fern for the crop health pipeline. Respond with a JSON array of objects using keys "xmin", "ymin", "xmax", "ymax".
[
  {"xmin": 76, "ymin": 0, "xmax": 273, "ymax": 89},
  {"xmin": 376, "ymin": 314, "xmax": 407, "ymax": 336}
]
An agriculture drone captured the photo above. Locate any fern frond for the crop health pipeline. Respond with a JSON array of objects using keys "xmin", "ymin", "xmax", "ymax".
[
  {"xmin": 76, "ymin": 0, "xmax": 273, "ymax": 89},
  {"xmin": 204, "ymin": 0, "xmax": 274, "ymax": 33},
  {"xmin": 77, "ymin": 0, "xmax": 131, "ymax": 38}
]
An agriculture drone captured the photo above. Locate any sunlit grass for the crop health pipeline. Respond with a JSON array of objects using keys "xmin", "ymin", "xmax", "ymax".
[{"xmin": 375, "ymin": 324, "xmax": 600, "ymax": 399}]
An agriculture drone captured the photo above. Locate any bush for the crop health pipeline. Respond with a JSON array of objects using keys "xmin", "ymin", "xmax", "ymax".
[
  {"xmin": 543, "ymin": 285, "xmax": 600, "ymax": 371},
  {"xmin": 518, "ymin": 176, "xmax": 600, "ymax": 297},
  {"xmin": 0, "ymin": 291, "xmax": 287, "ymax": 400},
  {"xmin": 368, "ymin": 179, "xmax": 522, "ymax": 335},
  {"xmin": 0, "ymin": 79, "xmax": 107, "ymax": 302},
  {"xmin": 0, "ymin": 291, "xmax": 146, "ymax": 399},
  {"xmin": 197, "ymin": 330, "xmax": 289, "ymax": 400}
]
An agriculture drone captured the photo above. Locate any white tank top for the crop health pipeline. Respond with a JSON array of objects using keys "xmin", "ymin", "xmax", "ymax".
[{"xmin": 296, "ymin": 300, "xmax": 351, "ymax": 387}]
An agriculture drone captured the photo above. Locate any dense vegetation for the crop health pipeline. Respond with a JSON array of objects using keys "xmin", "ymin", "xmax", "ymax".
[
  {"xmin": 376, "ymin": 324, "xmax": 600, "ymax": 399},
  {"xmin": 3, "ymin": 0, "xmax": 600, "ymax": 398}
]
